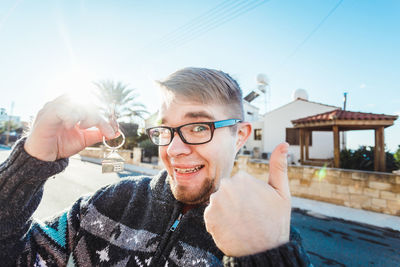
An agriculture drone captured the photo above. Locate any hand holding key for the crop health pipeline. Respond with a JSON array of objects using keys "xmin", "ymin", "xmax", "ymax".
[{"xmin": 24, "ymin": 95, "xmax": 118, "ymax": 161}]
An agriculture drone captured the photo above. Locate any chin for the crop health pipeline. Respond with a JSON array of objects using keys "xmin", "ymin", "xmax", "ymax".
[{"xmin": 170, "ymin": 178, "xmax": 214, "ymax": 205}]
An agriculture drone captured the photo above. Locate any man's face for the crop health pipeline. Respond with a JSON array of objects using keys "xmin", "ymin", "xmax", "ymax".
[{"xmin": 159, "ymin": 97, "xmax": 240, "ymax": 205}]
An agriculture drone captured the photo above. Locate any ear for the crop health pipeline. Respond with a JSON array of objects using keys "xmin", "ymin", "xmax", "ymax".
[{"xmin": 235, "ymin": 122, "xmax": 252, "ymax": 153}]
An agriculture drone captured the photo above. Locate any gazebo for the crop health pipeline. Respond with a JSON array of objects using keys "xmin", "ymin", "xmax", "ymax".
[{"xmin": 291, "ymin": 109, "xmax": 398, "ymax": 172}]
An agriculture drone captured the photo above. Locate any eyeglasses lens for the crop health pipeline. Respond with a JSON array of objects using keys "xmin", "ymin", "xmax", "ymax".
[
  {"xmin": 180, "ymin": 123, "xmax": 212, "ymax": 144},
  {"xmin": 150, "ymin": 123, "xmax": 212, "ymax": 145}
]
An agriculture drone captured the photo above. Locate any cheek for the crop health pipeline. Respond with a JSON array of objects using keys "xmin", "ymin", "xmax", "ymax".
[
  {"xmin": 202, "ymin": 138, "xmax": 236, "ymax": 172},
  {"xmin": 159, "ymin": 147, "xmax": 168, "ymax": 163}
]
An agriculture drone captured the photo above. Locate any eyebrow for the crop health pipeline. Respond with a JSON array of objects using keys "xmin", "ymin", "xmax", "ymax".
[{"xmin": 160, "ymin": 111, "xmax": 215, "ymax": 124}]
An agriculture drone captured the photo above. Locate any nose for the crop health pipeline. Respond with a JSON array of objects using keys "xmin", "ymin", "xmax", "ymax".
[{"xmin": 167, "ymin": 132, "xmax": 191, "ymax": 157}]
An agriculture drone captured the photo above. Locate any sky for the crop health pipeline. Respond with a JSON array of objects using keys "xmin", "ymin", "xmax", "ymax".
[{"xmin": 0, "ymin": 0, "xmax": 399, "ymax": 151}]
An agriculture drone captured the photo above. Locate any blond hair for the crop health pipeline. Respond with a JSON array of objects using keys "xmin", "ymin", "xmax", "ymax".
[{"xmin": 157, "ymin": 67, "xmax": 244, "ymax": 120}]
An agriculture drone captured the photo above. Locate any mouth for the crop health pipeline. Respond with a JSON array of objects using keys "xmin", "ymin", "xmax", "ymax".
[{"xmin": 174, "ymin": 165, "xmax": 205, "ymax": 174}]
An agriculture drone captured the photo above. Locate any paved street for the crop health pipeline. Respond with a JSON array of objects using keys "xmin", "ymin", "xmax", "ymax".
[
  {"xmin": 33, "ymin": 157, "xmax": 144, "ymax": 219},
  {"xmin": 1, "ymin": 150, "xmax": 399, "ymax": 266},
  {"xmin": 0, "ymin": 150, "xmax": 143, "ymax": 219},
  {"xmin": 292, "ymin": 209, "xmax": 400, "ymax": 266}
]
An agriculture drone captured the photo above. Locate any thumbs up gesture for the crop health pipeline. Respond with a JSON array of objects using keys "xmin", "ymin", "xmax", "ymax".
[{"xmin": 204, "ymin": 143, "xmax": 291, "ymax": 257}]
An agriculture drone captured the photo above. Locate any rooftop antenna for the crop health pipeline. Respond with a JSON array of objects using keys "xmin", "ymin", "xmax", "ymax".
[{"xmin": 256, "ymin": 73, "xmax": 270, "ymax": 114}]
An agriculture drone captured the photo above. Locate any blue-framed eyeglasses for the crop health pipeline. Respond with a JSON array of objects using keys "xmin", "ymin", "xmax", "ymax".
[{"xmin": 146, "ymin": 119, "xmax": 242, "ymax": 146}]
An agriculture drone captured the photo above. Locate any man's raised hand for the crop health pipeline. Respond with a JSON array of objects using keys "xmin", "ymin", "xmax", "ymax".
[
  {"xmin": 204, "ymin": 143, "xmax": 291, "ymax": 257},
  {"xmin": 24, "ymin": 95, "xmax": 118, "ymax": 161}
]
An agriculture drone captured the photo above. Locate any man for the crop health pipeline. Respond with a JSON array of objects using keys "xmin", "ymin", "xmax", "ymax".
[{"xmin": 0, "ymin": 67, "xmax": 311, "ymax": 266}]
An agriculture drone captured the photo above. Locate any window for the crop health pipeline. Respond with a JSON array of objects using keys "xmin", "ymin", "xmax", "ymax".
[
  {"xmin": 254, "ymin": 128, "xmax": 262, "ymax": 140},
  {"xmin": 285, "ymin": 128, "xmax": 312, "ymax": 146}
]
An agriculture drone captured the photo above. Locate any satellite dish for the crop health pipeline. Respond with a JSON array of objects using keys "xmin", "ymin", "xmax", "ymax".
[
  {"xmin": 292, "ymin": 88, "xmax": 309, "ymax": 101},
  {"xmin": 256, "ymin": 73, "xmax": 269, "ymax": 85}
]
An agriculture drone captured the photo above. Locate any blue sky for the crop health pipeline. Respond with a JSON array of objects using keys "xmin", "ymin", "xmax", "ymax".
[{"xmin": 0, "ymin": 0, "xmax": 399, "ymax": 151}]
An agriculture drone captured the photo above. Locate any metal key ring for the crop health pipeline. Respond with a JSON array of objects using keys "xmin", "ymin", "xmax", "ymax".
[{"xmin": 103, "ymin": 129, "xmax": 125, "ymax": 150}]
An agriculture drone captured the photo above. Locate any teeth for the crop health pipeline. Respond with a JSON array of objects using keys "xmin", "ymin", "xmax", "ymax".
[{"xmin": 175, "ymin": 166, "xmax": 203, "ymax": 173}]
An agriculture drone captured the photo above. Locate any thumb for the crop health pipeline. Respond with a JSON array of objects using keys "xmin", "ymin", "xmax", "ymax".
[
  {"xmin": 268, "ymin": 142, "xmax": 290, "ymax": 198},
  {"xmin": 83, "ymin": 127, "xmax": 121, "ymax": 147},
  {"xmin": 83, "ymin": 128, "xmax": 104, "ymax": 147}
]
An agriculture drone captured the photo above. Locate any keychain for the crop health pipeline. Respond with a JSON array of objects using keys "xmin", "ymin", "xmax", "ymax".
[
  {"xmin": 101, "ymin": 105, "xmax": 125, "ymax": 173},
  {"xmin": 102, "ymin": 129, "xmax": 126, "ymax": 173}
]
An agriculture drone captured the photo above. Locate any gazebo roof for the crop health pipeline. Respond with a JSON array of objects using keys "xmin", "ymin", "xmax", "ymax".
[
  {"xmin": 292, "ymin": 109, "xmax": 398, "ymax": 123},
  {"xmin": 292, "ymin": 109, "xmax": 398, "ymax": 131},
  {"xmin": 292, "ymin": 109, "xmax": 397, "ymax": 172}
]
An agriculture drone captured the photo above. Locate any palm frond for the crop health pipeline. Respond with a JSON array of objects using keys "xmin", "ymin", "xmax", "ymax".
[{"xmin": 93, "ymin": 79, "xmax": 148, "ymax": 121}]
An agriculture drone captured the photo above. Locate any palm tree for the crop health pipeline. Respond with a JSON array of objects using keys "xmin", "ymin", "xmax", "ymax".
[{"xmin": 93, "ymin": 80, "xmax": 148, "ymax": 122}]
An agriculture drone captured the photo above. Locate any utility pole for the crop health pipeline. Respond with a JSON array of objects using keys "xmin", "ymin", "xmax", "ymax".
[
  {"xmin": 5, "ymin": 101, "xmax": 14, "ymax": 146},
  {"xmin": 341, "ymin": 92, "xmax": 347, "ymax": 150}
]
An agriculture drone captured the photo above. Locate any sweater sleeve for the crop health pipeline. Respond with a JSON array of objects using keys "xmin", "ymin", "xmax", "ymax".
[
  {"xmin": 0, "ymin": 138, "xmax": 69, "ymax": 266},
  {"xmin": 222, "ymin": 227, "xmax": 312, "ymax": 267}
]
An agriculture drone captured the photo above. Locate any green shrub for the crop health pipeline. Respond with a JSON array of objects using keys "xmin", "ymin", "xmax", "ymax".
[
  {"xmin": 138, "ymin": 139, "xmax": 158, "ymax": 162},
  {"xmin": 340, "ymin": 146, "xmax": 397, "ymax": 173},
  {"xmin": 394, "ymin": 145, "xmax": 400, "ymax": 169}
]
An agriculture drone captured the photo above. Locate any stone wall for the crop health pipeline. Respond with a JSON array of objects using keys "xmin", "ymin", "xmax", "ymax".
[
  {"xmin": 78, "ymin": 148, "xmax": 400, "ymax": 216},
  {"xmin": 233, "ymin": 155, "xmax": 400, "ymax": 216},
  {"xmin": 78, "ymin": 147, "xmax": 164, "ymax": 170},
  {"xmin": 79, "ymin": 147, "xmax": 141, "ymax": 164}
]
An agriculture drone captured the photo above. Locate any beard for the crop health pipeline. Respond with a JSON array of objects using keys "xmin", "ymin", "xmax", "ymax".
[{"xmin": 169, "ymin": 175, "xmax": 215, "ymax": 205}]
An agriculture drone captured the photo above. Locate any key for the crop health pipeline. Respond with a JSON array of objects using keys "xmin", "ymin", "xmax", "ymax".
[
  {"xmin": 102, "ymin": 129, "xmax": 126, "ymax": 173},
  {"xmin": 102, "ymin": 151, "xmax": 125, "ymax": 173}
]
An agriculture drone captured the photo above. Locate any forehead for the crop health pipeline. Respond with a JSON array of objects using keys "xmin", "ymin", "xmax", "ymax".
[{"xmin": 159, "ymin": 97, "xmax": 228, "ymax": 126}]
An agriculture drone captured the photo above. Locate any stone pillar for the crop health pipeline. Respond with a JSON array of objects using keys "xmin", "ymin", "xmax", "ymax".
[{"xmin": 133, "ymin": 147, "xmax": 143, "ymax": 164}]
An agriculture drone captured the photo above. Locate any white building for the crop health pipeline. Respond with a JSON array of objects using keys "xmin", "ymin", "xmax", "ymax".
[
  {"xmin": 244, "ymin": 89, "xmax": 340, "ymax": 164},
  {"xmin": 243, "ymin": 101, "xmax": 260, "ymax": 122},
  {"xmin": 0, "ymin": 108, "xmax": 21, "ymax": 124}
]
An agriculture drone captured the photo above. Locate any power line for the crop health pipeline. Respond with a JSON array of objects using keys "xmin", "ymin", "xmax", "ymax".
[
  {"xmin": 145, "ymin": 0, "xmax": 268, "ymax": 53},
  {"xmin": 160, "ymin": 0, "xmax": 259, "ymax": 48},
  {"xmin": 144, "ymin": 0, "xmax": 244, "ymax": 51},
  {"xmin": 165, "ymin": 0, "xmax": 268, "ymax": 50},
  {"xmin": 285, "ymin": 0, "xmax": 344, "ymax": 61},
  {"xmin": 155, "ymin": 0, "xmax": 240, "ymax": 47},
  {"xmin": 0, "ymin": 0, "xmax": 23, "ymax": 32}
]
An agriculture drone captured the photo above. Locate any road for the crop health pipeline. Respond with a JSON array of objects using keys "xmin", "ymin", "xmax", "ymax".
[
  {"xmin": 292, "ymin": 209, "xmax": 399, "ymax": 266},
  {"xmin": 1, "ymin": 150, "xmax": 399, "ymax": 266}
]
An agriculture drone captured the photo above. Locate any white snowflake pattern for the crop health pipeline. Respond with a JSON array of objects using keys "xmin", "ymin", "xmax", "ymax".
[
  {"xmin": 134, "ymin": 256, "xmax": 144, "ymax": 267},
  {"xmin": 96, "ymin": 246, "xmax": 110, "ymax": 262},
  {"xmin": 145, "ymin": 257, "xmax": 152, "ymax": 266}
]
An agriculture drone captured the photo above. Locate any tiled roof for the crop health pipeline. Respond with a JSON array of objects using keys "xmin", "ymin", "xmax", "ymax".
[{"xmin": 292, "ymin": 109, "xmax": 398, "ymax": 124}]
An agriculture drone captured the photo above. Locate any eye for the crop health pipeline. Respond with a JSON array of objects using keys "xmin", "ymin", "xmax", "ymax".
[{"xmin": 192, "ymin": 125, "xmax": 209, "ymax": 132}]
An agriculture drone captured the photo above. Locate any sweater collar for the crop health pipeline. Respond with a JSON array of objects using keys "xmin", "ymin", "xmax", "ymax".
[{"xmin": 149, "ymin": 169, "xmax": 176, "ymax": 204}]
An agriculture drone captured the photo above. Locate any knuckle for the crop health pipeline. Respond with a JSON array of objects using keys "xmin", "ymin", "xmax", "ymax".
[
  {"xmin": 209, "ymin": 191, "xmax": 218, "ymax": 204},
  {"xmin": 204, "ymin": 205, "xmax": 211, "ymax": 220},
  {"xmin": 204, "ymin": 214, "xmax": 215, "ymax": 234},
  {"xmin": 219, "ymin": 177, "xmax": 232, "ymax": 189}
]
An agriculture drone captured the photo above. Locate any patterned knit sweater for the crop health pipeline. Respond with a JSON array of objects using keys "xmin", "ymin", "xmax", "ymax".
[{"xmin": 0, "ymin": 139, "xmax": 312, "ymax": 266}]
